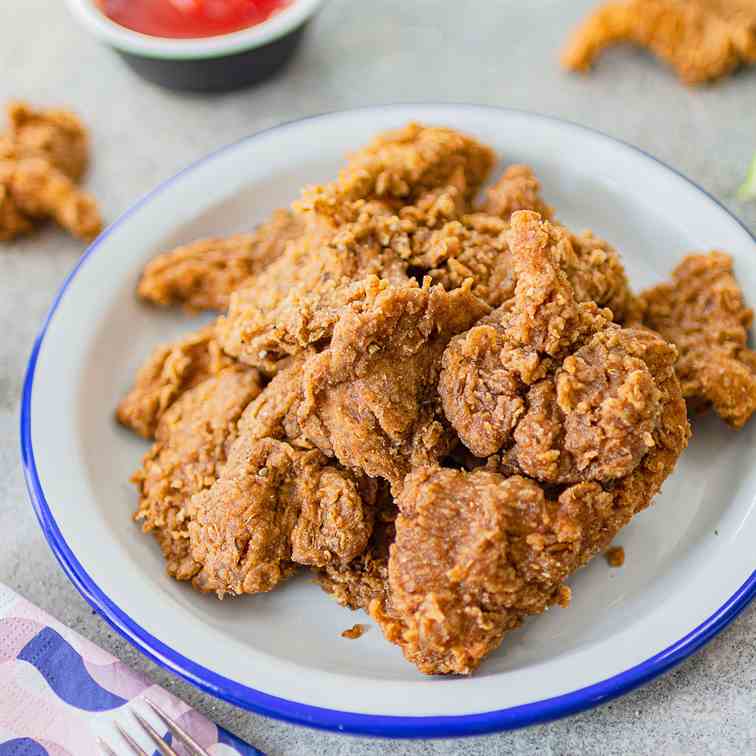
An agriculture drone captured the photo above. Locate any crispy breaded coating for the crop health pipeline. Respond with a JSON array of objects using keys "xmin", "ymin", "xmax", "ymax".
[
  {"xmin": 0, "ymin": 166, "xmax": 33, "ymax": 241},
  {"xmin": 220, "ymin": 156, "xmax": 636, "ymax": 376},
  {"xmin": 137, "ymin": 209, "xmax": 306, "ymax": 312},
  {"xmin": 562, "ymin": 0, "xmax": 756, "ymax": 85},
  {"xmin": 478, "ymin": 164, "xmax": 555, "ymax": 222},
  {"xmin": 416, "ymin": 201, "xmax": 637, "ymax": 319},
  {"xmin": 640, "ymin": 251, "xmax": 756, "ymax": 428},
  {"xmin": 4, "ymin": 157, "xmax": 101, "ymax": 241},
  {"xmin": 218, "ymin": 204, "xmax": 408, "ymax": 374},
  {"xmin": 298, "ymin": 279, "xmax": 490, "ymax": 493},
  {"xmin": 236, "ymin": 354, "xmax": 310, "ymax": 446},
  {"xmin": 133, "ymin": 366, "xmax": 262, "ymax": 580},
  {"xmin": 7, "ymin": 101, "xmax": 90, "ymax": 181},
  {"xmin": 297, "ymin": 122, "xmax": 495, "ymax": 224},
  {"xmin": 439, "ymin": 211, "xmax": 683, "ymax": 484},
  {"xmin": 371, "ymin": 434, "xmax": 685, "ymax": 674},
  {"xmin": 407, "ymin": 209, "xmax": 516, "ymax": 308},
  {"xmin": 117, "ymin": 324, "xmax": 233, "ymax": 439},
  {"xmin": 316, "ymin": 483, "xmax": 396, "ymax": 610},
  {"xmin": 188, "ymin": 437, "xmax": 376, "ymax": 597},
  {"xmin": 0, "ymin": 101, "xmax": 101, "ymax": 242}
]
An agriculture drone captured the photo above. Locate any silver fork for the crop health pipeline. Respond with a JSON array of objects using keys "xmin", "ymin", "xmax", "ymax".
[{"xmin": 98, "ymin": 697, "xmax": 210, "ymax": 756}]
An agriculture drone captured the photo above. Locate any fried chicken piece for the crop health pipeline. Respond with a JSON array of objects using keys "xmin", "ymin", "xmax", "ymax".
[
  {"xmin": 409, "ymin": 212, "xmax": 515, "ymax": 308},
  {"xmin": 640, "ymin": 251, "xmax": 756, "ymax": 428},
  {"xmin": 478, "ymin": 164, "xmax": 555, "ymax": 222},
  {"xmin": 372, "ymin": 432, "xmax": 685, "ymax": 674},
  {"xmin": 218, "ymin": 202, "xmax": 409, "ymax": 374},
  {"xmin": 297, "ymin": 122, "xmax": 495, "ymax": 224},
  {"xmin": 298, "ymin": 278, "xmax": 490, "ymax": 493},
  {"xmin": 188, "ymin": 437, "xmax": 376, "ymax": 597},
  {"xmin": 562, "ymin": 0, "xmax": 756, "ymax": 85},
  {"xmin": 117, "ymin": 324, "xmax": 233, "ymax": 439},
  {"xmin": 220, "ymin": 157, "xmax": 633, "ymax": 377},
  {"xmin": 137, "ymin": 209, "xmax": 306, "ymax": 312},
  {"xmin": 2, "ymin": 157, "xmax": 101, "ymax": 241},
  {"xmin": 0, "ymin": 167, "xmax": 33, "ymax": 241},
  {"xmin": 221, "ymin": 182, "xmax": 498, "ymax": 374},
  {"xmin": 6, "ymin": 101, "xmax": 90, "ymax": 181},
  {"xmin": 509, "ymin": 329, "xmax": 667, "ymax": 483},
  {"xmin": 567, "ymin": 228, "xmax": 641, "ymax": 324},
  {"xmin": 417, "ymin": 206, "xmax": 637, "ymax": 320},
  {"xmin": 133, "ymin": 366, "xmax": 262, "ymax": 580},
  {"xmin": 439, "ymin": 211, "xmax": 686, "ymax": 484},
  {"xmin": 316, "ymin": 482, "xmax": 396, "ymax": 610},
  {"xmin": 0, "ymin": 102, "xmax": 101, "ymax": 242},
  {"xmin": 236, "ymin": 353, "xmax": 310, "ymax": 446}
]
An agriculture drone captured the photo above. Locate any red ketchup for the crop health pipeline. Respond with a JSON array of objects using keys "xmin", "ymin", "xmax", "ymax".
[{"xmin": 98, "ymin": 0, "xmax": 292, "ymax": 39}]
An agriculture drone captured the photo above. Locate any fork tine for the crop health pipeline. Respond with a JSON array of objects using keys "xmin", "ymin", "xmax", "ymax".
[
  {"xmin": 144, "ymin": 697, "xmax": 211, "ymax": 756},
  {"xmin": 115, "ymin": 722, "xmax": 150, "ymax": 756},
  {"xmin": 133, "ymin": 710, "xmax": 181, "ymax": 756},
  {"xmin": 97, "ymin": 737, "xmax": 119, "ymax": 756}
]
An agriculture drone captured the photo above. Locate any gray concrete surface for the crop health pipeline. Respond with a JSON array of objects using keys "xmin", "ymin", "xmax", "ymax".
[{"xmin": 1, "ymin": 1, "xmax": 754, "ymax": 754}]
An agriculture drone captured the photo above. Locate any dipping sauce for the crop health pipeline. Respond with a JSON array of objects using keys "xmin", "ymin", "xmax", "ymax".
[{"xmin": 97, "ymin": 0, "xmax": 292, "ymax": 39}]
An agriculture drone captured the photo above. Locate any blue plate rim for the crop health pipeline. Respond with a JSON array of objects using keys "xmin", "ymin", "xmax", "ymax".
[{"xmin": 19, "ymin": 103, "xmax": 756, "ymax": 739}]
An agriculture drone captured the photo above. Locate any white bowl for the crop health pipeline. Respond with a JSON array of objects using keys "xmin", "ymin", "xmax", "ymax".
[{"xmin": 21, "ymin": 104, "xmax": 756, "ymax": 738}]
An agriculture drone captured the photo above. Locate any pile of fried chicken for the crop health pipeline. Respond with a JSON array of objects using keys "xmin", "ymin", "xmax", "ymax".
[{"xmin": 117, "ymin": 123, "xmax": 756, "ymax": 676}]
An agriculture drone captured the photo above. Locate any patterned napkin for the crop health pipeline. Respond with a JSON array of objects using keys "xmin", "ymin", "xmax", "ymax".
[{"xmin": 0, "ymin": 582, "xmax": 262, "ymax": 755}]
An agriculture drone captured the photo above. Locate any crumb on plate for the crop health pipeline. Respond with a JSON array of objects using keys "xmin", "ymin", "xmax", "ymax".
[
  {"xmin": 606, "ymin": 545, "xmax": 625, "ymax": 567},
  {"xmin": 341, "ymin": 623, "xmax": 368, "ymax": 639}
]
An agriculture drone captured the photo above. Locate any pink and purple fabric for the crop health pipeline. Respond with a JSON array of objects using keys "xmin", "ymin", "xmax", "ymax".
[{"xmin": 0, "ymin": 583, "xmax": 263, "ymax": 755}]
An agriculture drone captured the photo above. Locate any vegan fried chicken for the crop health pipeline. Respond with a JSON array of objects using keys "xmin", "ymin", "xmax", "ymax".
[
  {"xmin": 371, "ymin": 212, "xmax": 688, "ymax": 674},
  {"xmin": 133, "ymin": 365, "xmax": 262, "ymax": 581},
  {"xmin": 640, "ymin": 251, "xmax": 756, "ymax": 428},
  {"xmin": 116, "ymin": 123, "xmax": 727, "ymax": 678},
  {"xmin": 137, "ymin": 209, "xmax": 306, "ymax": 312},
  {"xmin": 189, "ymin": 437, "xmax": 376, "ymax": 597},
  {"xmin": 298, "ymin": 277, "xmax": 490, "ymax": 493},
  {"xmin": 117, "ymin": 324, "xmax": 233, "ymax": 439},
  {"xmin": 0, "ymin": 101, "xmax": 102, "ymax": 241}
]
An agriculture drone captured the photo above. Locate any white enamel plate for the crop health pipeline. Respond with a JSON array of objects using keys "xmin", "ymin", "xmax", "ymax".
[{"xmin": 21, "ymin": 105, "xmax": 756, "ymax": 738}]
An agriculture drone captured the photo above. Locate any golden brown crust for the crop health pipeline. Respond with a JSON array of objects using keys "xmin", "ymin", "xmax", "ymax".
[
  {"xmin": 341, "ymin": 623, "xmax": 367, "ymax": 639},
  {"xmin": 218, "ymin": 205, "xmax": 408, "ymax": 375},
  {"xmin": 640, "ymin": 251, "xmax": 756, "ymax": 428},
  {"xmin": 7, "ymin": 101, "xmax": 90, "ymax": 181},
  {"xmin": 296, "ymin": 122, "xmax": 496, "ymax": 223},
  {"xmin": 5, "ymin": 157, "xmax": 101, "ymax": 241},
  {"xmin": 137, "ymin": 209, "xmax": 305, "ymax": 312},
  {"xmin": 298, "ymin": 279, "xmax": 490, "ymax": 493},
  {"xmin": 562, "ymin": 0, "xmax": 756, "ymax": 85},
  {"xmin": 478, "ymin": 164, "xmax": 555, "ymax": 222},
  {"xmin": 133, "ymin": 366, "xmax": 263, "ymax": 580},
  {"xmin": 0, "ymin": 101, "xmax": 101, "ymax": 242},
  {"xmin": 117, "ymin": 324, "xmax": 233, "ymax": 439},
  {"xmin": 236, "ymin": 354, "xmax": 310, "ymax": 447},
  {"xmin": 218, "ymin": 158, "xmax": 635, "ymax": 376},
  {"xmin": 439, "ymin": 212, "xmax": 685, "ymax": 486},
  {"xmin": 316, "ymin": 483, "xmax": 396, "ymax": 610},
  {"xmin": 0, "ymin": 169, "xmax": 33, "ymax": 241},
  {"xmin": 188, "ymin": 437, "xmax": 376, "ymax": 597},
  {"xmin": 606, "ymin": 545, "xmax": 626, "ymax": 566},
  {"xmin": 374, "ymin": 360, "xmax": 687, "ymax": 676}
]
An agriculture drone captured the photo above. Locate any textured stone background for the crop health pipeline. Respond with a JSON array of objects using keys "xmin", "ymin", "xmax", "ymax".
[{"xmin": 1, "ymin": 1, "xmax": 754, "ymax": 754}]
